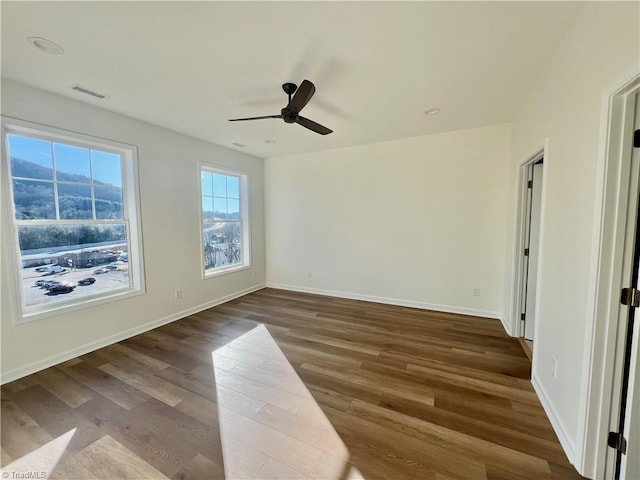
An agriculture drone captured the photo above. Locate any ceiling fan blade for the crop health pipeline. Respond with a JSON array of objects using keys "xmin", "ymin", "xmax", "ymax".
[
  {"xmin": 288, "ymin": 80, "xmax": 315, "ymax": 112},
  {"xmin": 296, "ymin": 116, "xmax": 333, "ymax": 135},
  {"xmin": 229, "ymin": 115, "xmax": 281, "ymax": 122}
]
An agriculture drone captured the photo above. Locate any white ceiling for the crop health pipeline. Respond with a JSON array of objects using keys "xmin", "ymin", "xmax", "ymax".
[{"xmin": 1, "ymin": 1, "xmax": 583, "ymax": 159}]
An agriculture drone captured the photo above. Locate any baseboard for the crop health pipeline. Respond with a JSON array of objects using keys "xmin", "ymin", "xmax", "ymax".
[
  {"xmin": 531, "ymin": 374, "xmax": 576, "ymax": 464},
  {"xmin": 498, "ymin": 314, "xmax": 513, "ymax": 337},
  {"xmin": 266, "ymin": 282, "xmax": 502, "ymax": 320},
  {"xmin": 0, "ymin": 283, "xmax": 266, "ymax": 385}
]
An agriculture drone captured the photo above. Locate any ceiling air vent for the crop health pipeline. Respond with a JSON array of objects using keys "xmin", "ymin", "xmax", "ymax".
[{"xmin": 71, "ymin": 84, "xmax": 109, "ymax": 99}]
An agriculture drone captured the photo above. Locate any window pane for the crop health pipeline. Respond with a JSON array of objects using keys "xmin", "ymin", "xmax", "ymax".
[
  {"xmin": 203, "ymin": 221, "xmax": 241, "ymax": 270},
  {"xmin": 202, "ymin": 196, "xmax": 214, "ymax": 220},
  {"xmin": 18, "ymin": 223, "xmax": 130, "ymax": 308},
  {"xmin": 214, "ymin": 197, "xmax": 227, "ymax": 216},
  {"xmin": 223, "ymin": 221, "xmax": 241, "ymax": 244},
  {"xmin": 8, "ymin": 134, "xmax": 53, "ymax": 180},
  {"xmin": 200, "ymin": 167, "xmax": 247, "ymax": 274},
  {"xmin": 95, "ymin": 186, "xmax": 123, "ymax": 219},
  {"xmin": 54, "ymin": 144, "xmax": 91, "ymax": 181},
  {"xmin": 227, "ymin": 176, "xmax": 239, "ymax": 199},
  {"xmin": 12, "ymin": 180, "xmax": 55, "ymax": 219},
  {"xmin": 58, "ymin": 184, "xmax": 93, "ymax": 219},
  {"xmin": 201, "ymin": 171, "xmax": 213, "ymax": 196},
  {"xmin": 213, "ymin": 174, "xmax": 227, "ymax": 196},
  {"xmin": 228, "ymin": 199, "xmax": 240, "ymax": 219},
  {"xmin": 91, "ymin": 150, "xmax": 122, "ymax": 187}
]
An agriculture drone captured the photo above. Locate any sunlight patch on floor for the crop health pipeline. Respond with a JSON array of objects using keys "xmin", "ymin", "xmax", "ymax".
[
  {"xmin": 0, "ymin": 428, "xmax": 76, "ymax": 480},
  {"xmin": 212, "ymin": 324, "xmax": 364, "ymax": 479}
]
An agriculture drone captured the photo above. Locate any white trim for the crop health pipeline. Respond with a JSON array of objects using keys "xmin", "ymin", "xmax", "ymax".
[
  {"xmin": 508, "ymin": 143, "xmax": 547, "ymax": 339},
  {"xmin": 1, "ymin": 117, "xmax": 147, "ymax": 323},
  {"xmin": 204, "ymin": 263, "xmax": 251, "ymax": 279},
  {"xmin": 266, "ymin": 283, "xmax": 503, "ymax": 321},
  {"xmin": 532, "ymin": 373, "xmax": 576, "ymax": 463},
  {"xmin": 576, "ymin": 72, "xmax": 640, "ymax": 479},
  {"xmin": 497, "ymin": 315, "xmax": 511, "ymax": 337},
  {"xmin": 21, "ymin": 287, "xmax": 145, "ymax": 324},
  {"xmin": 529, "ymin": 152, "xmax": 550, "ymax": 369},
  {"xmin": 2, "ymin": 116, "xmax": 139, "ymax": 155},
  {"xmin": 0, "ymin": 283, "xmax": 266, "ymax": 385},
  {"xmin": 198, "ymin": 162, "xmax": 251, "ymax": 279}
]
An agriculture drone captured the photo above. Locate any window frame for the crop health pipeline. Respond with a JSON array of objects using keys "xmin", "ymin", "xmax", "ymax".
[
  {"xmin": 198, "ymin": 163, "xmax": 251, "ymax": 278},
  {"xmin": 1, "ymin": 117, "xmax": 146, "ymax": 323}
]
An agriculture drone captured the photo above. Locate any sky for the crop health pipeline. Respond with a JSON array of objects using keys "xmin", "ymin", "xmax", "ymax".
[
  {"xmin": 7, "ymin": 134, "xmax": 122, "ymax": 187},
  {"xmin": 201, "ymin": 171, "xmax": 240, "ymax": 216}
]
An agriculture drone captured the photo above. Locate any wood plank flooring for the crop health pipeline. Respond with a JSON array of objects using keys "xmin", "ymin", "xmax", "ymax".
[{"xmin": 1, "ymin": 288, "xmax": 584, "ymax": 479}]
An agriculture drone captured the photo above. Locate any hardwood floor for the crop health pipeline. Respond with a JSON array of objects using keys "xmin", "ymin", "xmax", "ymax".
[{"xmin": 1, "ymin": 288, "xmax": 584, "ymax": 479}]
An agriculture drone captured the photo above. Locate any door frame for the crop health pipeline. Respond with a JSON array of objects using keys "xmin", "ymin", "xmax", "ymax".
[
  {"xmin": 575, "ymin": 72, "xmax": 640, "ymax": 478},
  {"xmin": 509, "ymin": 143, "xmax": 547, "ymax": 342},
  {"xmin": 524, "ymin": 160, "xmax": 544, "ymax": 342}
]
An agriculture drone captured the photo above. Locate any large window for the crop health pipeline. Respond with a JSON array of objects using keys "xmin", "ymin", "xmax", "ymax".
[
  {"xmin": 200, "ymin": 165, "xmax": 249, "ymax": 276},
  {"xmin": 2, "ymin": 120, "xmax": 144, "ymax": 320}
]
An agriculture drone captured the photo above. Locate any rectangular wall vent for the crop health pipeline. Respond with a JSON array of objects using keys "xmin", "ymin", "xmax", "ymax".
[{"xmin": 71, "ymin": 84, "xmax": 109, "ymax": 99}]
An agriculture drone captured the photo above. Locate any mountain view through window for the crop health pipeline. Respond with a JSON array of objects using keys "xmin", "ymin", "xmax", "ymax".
[{"xmin": 7, "ymin": 133, "xmax": 133, "ymax": 311}]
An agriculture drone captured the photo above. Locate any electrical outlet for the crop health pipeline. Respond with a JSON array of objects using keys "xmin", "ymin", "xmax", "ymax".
[
  {"xmin": 175, "ymin": 289, "xmax": 183, "ymax": 300},
  {"xmin": 472, "ymin": 287, "xmax": 480, "ymax": 296},
  {"xmin": 551, "ymin": 357, "xmax": 558, "ymax": 379}
]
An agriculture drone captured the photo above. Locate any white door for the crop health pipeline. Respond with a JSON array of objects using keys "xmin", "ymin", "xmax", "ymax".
[
  {"xmin": 621, "ymin": 290, "xmax": 639, "ymax": 480},
  {"xmin": 524, "ymin": 162, "xmax": 543, "ymax": 341},
  {"xmin": 619, "ymin": 94, "xmax": 640, "ymax": 480},
  {"xmin": 609, "ymin": 92, "xmax": 640, "ymax": 480}
]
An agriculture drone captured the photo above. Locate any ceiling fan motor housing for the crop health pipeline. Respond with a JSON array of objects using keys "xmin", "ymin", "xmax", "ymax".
[{"xmin": 281, "ymin": 106, "xmax": 298, "ymax": 123}]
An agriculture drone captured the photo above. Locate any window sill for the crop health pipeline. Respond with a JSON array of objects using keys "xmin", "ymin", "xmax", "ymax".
[
  {"xmin": 17, "ymin": 286, "xmax": 145, "ymax": 325},
  {"xmin": 203, "ymin": 263, "xmax": 251, "ymax": 279}
]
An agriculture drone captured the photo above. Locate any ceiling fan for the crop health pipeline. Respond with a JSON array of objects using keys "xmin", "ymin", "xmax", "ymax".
[{"xmin": 229, "ymin": 80, "xmax": 333, "ymax": 135}]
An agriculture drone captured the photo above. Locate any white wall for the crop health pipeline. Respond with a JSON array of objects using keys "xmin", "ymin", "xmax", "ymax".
[
  {"xmin": 504, "ymin": 2, "xmax": 640, "ymax": 469},
  {"xmin": 265, "ymin": 123, "xmax": 511, "ymax": 319},
  {"xmin": 0, "ymin": 79, "xmax": 266, "ymax": 381}
]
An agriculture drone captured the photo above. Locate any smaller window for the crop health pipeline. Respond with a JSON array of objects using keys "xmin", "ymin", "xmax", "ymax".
[{"xmin": 200, "ymin": 165, "xmax": 249, "ymax": 276}]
